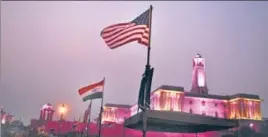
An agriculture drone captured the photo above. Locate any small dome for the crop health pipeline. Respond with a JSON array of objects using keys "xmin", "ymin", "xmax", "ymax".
[
  {"xmin": 41, "ymin": 103, "xmax": 54, "ymax": 110},
  {"xmin": 194, "ymin": 53, "xmax": 202, "ymax": 58}
]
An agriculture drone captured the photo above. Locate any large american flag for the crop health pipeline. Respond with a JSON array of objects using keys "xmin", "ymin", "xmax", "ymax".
[{"xmin": 101, "ymin": 8, "xmax": 151, "ymax": 49}]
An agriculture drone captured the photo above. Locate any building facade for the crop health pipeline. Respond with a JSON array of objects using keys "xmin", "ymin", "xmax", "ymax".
[
  {"xmin": 102, "ymin": 104, "xmax": 131, "ymax": 124},
  {"xmin": 101, "ymin": 54, "xmax": 264, "ymax": 136},
  {"xmin": 1, "ymin": 107, "xmax": 14, "ymax": 124},
  {"xmin": 31, "ymin": 103, "xmax": 55, "ymax": 128},
  {"xmin": 30, "ymin": 54, "xmax": 265, "ymax": 137}
]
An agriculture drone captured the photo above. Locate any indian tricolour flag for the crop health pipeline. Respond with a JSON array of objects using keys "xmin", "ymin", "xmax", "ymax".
[{"xmin": 78, "ymin": 79, "xmax": 105, "ymax": 102}]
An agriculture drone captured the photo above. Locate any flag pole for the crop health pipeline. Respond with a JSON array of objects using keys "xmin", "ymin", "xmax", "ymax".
[
  {"xmin": 86, "ymin": 101, "xmax": 92, "ymax": 137},
  {"xmin": 98, "ymin": 77, "xmax": 105, "ymax": 137},
  {"xmin": 143, "ymin": 5, "xmax": 153, "ymax": 137},
  {"xmin": 146, "ymin": 5, "xmax": 153, "ymax": 68},
  {"xmin": 0, "ymin": 107, "xmax": 2, "ymax": 137}
]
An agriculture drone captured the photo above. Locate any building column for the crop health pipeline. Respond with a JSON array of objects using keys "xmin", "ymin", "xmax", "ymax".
[
  {"xmin": 42, "ymin": 110, "xmax": 46, "ymax": 120},
  {"xmin": 39, "ymin": 110, "xmax": 43, "ymax": 120}
]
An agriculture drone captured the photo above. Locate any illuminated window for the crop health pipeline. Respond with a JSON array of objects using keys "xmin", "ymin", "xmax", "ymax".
[
  {"xmin": 189, "ymin": 109, "xmax": 193, "ymax": 114},
  {"xmin": 224, "ymin": 112, "xmax": 227, "ymax": 118},
  {"xmin": 202, "ymin": 101, "xmax": 205, "ymax": 106},
  {"xmin": 189, "ymin": 100, "xmax": 193, "ymax": 105}
]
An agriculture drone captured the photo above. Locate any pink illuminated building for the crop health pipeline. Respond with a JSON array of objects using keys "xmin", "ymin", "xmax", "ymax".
[
  {"xmin": 40, "ymin": 103, "xmax": 54, "ymax": 121},
  {"xmin": 30, "ymin": 103, "xmax": 55, "ymax": 128},
  {"xmin": 1, "ymin": 108, "xmax": 14, "ymax": 124},
  {"xmin": 102, "ymin": 104, "xmax": 132, "ymax": 124},
  {"xmin": 103, "ymin": 53, "xmax": 262, "ymax": 122},
  {"xmin": 100, "ymin": 53, "xmax": 264, "ymax": 136},
  {"xmin": 30, "ymin": 54, "xmax": 265, "ymax": 137},
  {"xmin": 191, "ymin": 53, "xmax": 208, "ymax": 94}
]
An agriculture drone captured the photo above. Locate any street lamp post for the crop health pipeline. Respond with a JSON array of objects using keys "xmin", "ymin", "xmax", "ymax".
[
  {"xmin": 85, "ymin": 127, "xmax": 88, "ymax": 137},
  {"xmin": 59, "ymin": 104, "xmax": 67, "ymax": 121},
  {"xmin": 123, "ymin": 117, "xmax": 127, "ymax": 137},
  {"xmin": 0, "ymin": 107, "xmax": 2, "ymax": 137},
  {"xmin": 58, "ymin": 104, "xmax": 67, "ymax": 137}
]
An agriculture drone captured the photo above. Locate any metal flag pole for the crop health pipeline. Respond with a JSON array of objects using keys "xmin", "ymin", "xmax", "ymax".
[
  {"xmin": 98, "ymin": 78, "xmax": 105, "ymax": 137},
  {"xmin": 98, "ymin": 96, "xmax": 104, "ymax": 137},
  {"xmin": 0, "ymin": 107, "xmax": 2, "ymax": 137},
  {"xmin": 146, "ymin": 5, "xmax": 153, "ymax": 68},
  {"xmin": 86, "ymin": 100, "xmax": 92, "ymax": 137},
  {"xmin": 143, "ymin": 5, "xmax": 153, "ymax": 137},
  {"xmin": 123, "ymin": 117, "xmax": 127, "ymax": 137}
]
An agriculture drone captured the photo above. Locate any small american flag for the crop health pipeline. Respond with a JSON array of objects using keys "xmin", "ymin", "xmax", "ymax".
[{"xmin": 101, "ymin": 7, "xmax": 151, "ymax": 49}]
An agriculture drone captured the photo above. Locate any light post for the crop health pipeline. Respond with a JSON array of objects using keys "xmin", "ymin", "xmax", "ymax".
[
  {"xmin": 58, "ymin": 104, "xmax": 67, "ymax": 137},
  {"xmin": 84, "ymin": 127, "xmax": 88, "ymax": 137},
  {"xmin": 0, "ymin": 107, "xmax": 2, "ymax": 137},
  {"xmin": 123, "ymin": 117, "xmax": 127, "ymax": 137},
  {"xmin": 59, "ymin": 104, "xmax": 67, "ymax": 121}
]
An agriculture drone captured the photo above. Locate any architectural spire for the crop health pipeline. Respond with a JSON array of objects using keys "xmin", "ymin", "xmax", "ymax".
[{"xmin": 191, "ymin": 53, "xmax": 208, "ymax": 94}]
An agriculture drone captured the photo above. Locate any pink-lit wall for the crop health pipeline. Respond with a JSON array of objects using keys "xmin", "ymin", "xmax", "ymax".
[
  {"xmin": 40, "ymin": 119, "xmax": 263, "ymax": 137},
  {"xmin": 102, "ymin": 107, "xmax": 131, "ymax": 124},
  {"xmin": 1, "ymin": 113, "xmax": 13, "ymax": 124},
  {"xmin": 103, "ymin": 107, "xmax": 116, "ymax": 122},
  {"xmin": 102, "ymin": 92, "xmax": 261, "ymax": 123},
  {"xmin": 130, "ymin": 104, "xmax": 139, "ymax": 116},
  {"xmin": 150, "ymin": 90, "xmax": 183, "ymax": 112},
  {"xmin": 44, "ymin": 121, "xmax": 224, "ymax": 137},
  {"xmin": 182, "ymin": 96, "xmax": 227, "ymax": 118},
  {"xmin": 149, "ymin": 90, "xmax": 228, "ymax": 119},
  {"xmin": 228, "ymin": 99, "xmax": 262, "ymax": 120},
  {"xmin": 114, "ymin": 107, "xmax": 131, "ymax": 123},
  {"xmin": 40, "ymin": 109, "xmax": 54, "ymax": 121}
]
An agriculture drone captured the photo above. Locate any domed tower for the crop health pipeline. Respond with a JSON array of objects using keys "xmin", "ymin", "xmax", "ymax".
[
  {"xmin": 40, "ymin": 103, "xmax": 54, "ymax": 121},
  {"xmin": 191, "ymin": 53, "xmax": 208, "ymax": 94}
]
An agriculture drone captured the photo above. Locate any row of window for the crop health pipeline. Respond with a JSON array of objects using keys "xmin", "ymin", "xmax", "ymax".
[
  {"xmin": 189, "ymin": 109, "xmax": 219, "ymax": 118},
  {"xmin": 189, "ymin": 100, "xmax": 226, "ymax": 107}
]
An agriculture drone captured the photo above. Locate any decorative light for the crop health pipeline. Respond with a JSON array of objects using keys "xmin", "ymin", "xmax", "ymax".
[
  {"xmin": 59, "ymin": 105, "xmax": 67, "ymax": 114},
  {"xmin": 1, "ymin": 118, "xmax": 5, "ymax": 124},
  {"xmin": 249, "ymin": 123, "xmax": 254, "ymax": 128}
]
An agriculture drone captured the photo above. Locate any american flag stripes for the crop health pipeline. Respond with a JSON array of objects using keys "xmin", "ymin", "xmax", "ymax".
[{"xmin": 101, "ymin": 8, "xmax": 151, "ymax": 49}]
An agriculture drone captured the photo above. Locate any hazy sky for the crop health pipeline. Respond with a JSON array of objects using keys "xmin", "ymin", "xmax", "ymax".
[{"xmin": 1, "ymin": 2, "xmax": 268, "ymax": 125}]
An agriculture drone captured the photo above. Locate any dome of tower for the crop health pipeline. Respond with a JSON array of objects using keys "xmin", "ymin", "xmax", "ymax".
[
  {"xmin": 41, "ymin": 103, "xmax": 54, "ymax": 110},
  {"xmin": 195, "ymin": 53, "xmax": 202, "ymax": 58}
]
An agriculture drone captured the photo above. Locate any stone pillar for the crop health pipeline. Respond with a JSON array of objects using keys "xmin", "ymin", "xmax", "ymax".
[{"xmin": 39, "ymin": 110, "xmax": 43, "ymax": 120}]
